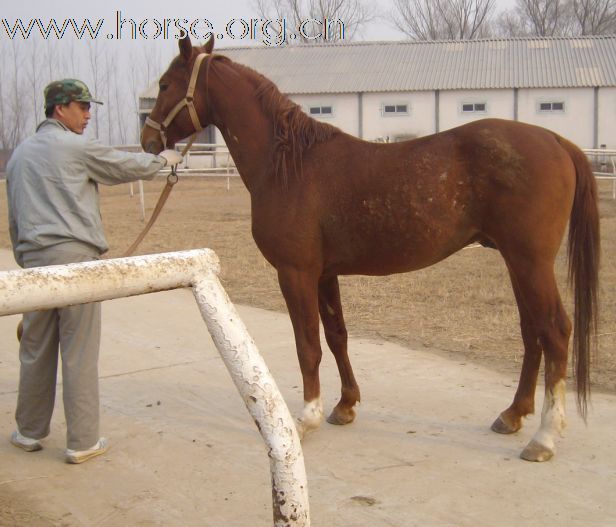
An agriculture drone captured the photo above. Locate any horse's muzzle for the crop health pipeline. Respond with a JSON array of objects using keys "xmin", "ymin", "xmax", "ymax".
[{"xmin": 141, "ymin": 136, "xmax": 163, "ymax": 155}]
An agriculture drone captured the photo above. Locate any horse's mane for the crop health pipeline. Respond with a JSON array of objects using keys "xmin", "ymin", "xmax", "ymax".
[{"xmin": 214, "ymin": 55, "xmax": 340, "ymax": 186}]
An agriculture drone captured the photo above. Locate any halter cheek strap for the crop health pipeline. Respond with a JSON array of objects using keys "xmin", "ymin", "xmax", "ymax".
[
  {"xmin": 127, "ymin": 53, "xmax": 209, "ymax": 258},
  {"xmin": 145, "ymin": 52, "xmax": 209, "ymax": 153}
]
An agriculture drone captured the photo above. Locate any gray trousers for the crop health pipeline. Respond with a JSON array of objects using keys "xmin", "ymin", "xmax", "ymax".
[{"xmin": 16, "ymin": 242, "xmax": 101, "ymax": 450}]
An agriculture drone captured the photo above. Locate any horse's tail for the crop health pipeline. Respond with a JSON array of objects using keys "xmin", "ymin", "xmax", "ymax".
[{"xmin": 557, "ymin": 135, "xmax": 600, "ymax": 420}]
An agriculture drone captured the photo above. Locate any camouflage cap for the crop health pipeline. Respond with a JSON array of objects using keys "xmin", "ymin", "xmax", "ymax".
[{"xmin": 44, "ymin": 79, "xmax": 103, "ymax": 108}]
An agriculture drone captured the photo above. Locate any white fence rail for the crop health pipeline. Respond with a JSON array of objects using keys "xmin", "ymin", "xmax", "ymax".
[
  {"xmin": 117, "ymin": 143, "xmax": 238, "ymax": 178},
  {"xmin": 0, "ymin": 249, "xmax": 309, "ymax": 527},
  {"xmin": 583, "ymin": 148, "xmax": 616, "ymax": 199}
]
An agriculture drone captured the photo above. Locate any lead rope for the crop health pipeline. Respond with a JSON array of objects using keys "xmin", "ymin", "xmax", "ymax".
[{"xmin": 123, "ymin": 136, "xmax": 197, "ymax": 257}]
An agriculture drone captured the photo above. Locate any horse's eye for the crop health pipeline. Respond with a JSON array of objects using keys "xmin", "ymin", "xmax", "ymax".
[{"xmin": 159, "ymin": 83, "xmax": 169, "ymax": 93}]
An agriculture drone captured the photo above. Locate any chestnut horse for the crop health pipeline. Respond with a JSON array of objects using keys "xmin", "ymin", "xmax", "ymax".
[{"xmin": 141, "ymin": 36, "xmax": 600, "ymax": 462}]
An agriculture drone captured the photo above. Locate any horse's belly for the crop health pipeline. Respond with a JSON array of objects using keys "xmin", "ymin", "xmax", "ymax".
[{"xmin": 322, "ymin": 223, "xmax": 474, "ymax": 276}]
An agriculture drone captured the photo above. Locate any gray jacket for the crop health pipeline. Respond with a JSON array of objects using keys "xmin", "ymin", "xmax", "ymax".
[{"xmin": 7, "ymin": 119, "xmax": 165, "ymax": 265}]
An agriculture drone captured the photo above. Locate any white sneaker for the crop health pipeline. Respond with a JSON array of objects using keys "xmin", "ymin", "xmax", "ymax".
[
  {"xmin": 65, "ymin": 437, "xmax": 109, "ymax": 464},
  {"xmin": 10, "ymin": 430, "xmax": 43, "ymax": 452}
]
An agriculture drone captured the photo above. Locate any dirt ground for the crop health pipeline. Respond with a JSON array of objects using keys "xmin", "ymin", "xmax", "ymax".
[
  {"xmin": 5, "ymin": 174, "xmax": 612, "ymax": 391},
  {"xmin": 0, "ymin": 254, "xmax": 615, "ymax": 527},
  {"xmin": 0, "ymin": 175, "xmax": 615, "ymax": 526}
]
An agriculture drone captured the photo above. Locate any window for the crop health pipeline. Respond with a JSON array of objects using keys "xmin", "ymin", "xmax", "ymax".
[
  {"xmin": 538, "ymin": 101, "xmax": 565, "ymax": 112},
  {"xmin": 309, "ymin": 105, "xmax": 333, "ymax": 117},
  {"xmin": 382, "ymin": 103, "xmax": 409, "ymax": 116},
  {"xmin": 462, "ymin": 102, "xmax": 487, "ymax": 113}
]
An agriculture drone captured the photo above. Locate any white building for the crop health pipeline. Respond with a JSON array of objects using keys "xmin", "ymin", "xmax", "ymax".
[{"xmin": 140, "ymin": 36, "xmax": 616, "ymax": 151}]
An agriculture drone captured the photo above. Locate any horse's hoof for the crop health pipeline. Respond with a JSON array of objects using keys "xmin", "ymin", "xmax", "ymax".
[
  {"xmin": 490, "ymin": 412, "xmax": 522, "ymax": 434},
  {"xmin": 491, "ymin": 413, "xmax": 521, "ymax": 435},
  {"xmin": 327, "ymin": 406, "xmax": 355, "ymax": 426},
  {"xmin": 520, "ymin": 440, "xmax": 554, "ymax": 462}
]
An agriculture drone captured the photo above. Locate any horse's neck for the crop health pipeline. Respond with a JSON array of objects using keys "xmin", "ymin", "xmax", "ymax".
[{"xmin": 208, "ymin": 67, "xmax": 273, "ymax": 193}]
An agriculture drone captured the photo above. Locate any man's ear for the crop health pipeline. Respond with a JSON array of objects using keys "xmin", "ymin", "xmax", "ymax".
[
  {"xmin": 179, "ymin": 34, "xmax": 192, "ymax": 61},
  {"xmin": 53, "ymin": 104, "xmax": 65, "ymax": 119}
]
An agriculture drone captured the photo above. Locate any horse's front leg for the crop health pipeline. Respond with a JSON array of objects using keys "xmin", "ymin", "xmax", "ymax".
[{"xmin": 277, "ymin": 267, "xmax": 324, "ymax": 439}]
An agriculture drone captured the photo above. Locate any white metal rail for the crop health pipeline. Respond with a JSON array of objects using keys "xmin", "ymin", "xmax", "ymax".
[
  {"xmin": 116, "ymin": 143, "xmax": 238, "ymax": 177},
  {"xmin": 0, "ymin": 249, "xmax": 309, "ymax": 527},
  {"xmin": 583, "ymin": 148, "xmax": 616, "ymax": 199}
]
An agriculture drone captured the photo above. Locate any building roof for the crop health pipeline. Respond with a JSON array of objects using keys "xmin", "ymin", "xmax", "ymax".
[{"xmin": 141, "ymin": 36, "xmax": 616, "ymax": 98}]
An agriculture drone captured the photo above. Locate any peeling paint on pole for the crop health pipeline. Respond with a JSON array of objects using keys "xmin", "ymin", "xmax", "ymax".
[
  {"xmin": 0, "ymin": 249, "xmax": 219, "ymax": 315},
  {"xmin": 193, "ymin": 276, "xmax": 310, "ymax": 526},
  {"xmin": 0, "ymin": 249, "xmax": 310, "ymax": 526}
]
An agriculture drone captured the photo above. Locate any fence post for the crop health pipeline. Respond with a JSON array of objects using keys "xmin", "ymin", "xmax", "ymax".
[
  {"xmin": 0, "ymin": 249, "xmax": 310, "ymax": 526},
  {"xmin": 193, "ymin": 275, "xmax": 310, "ymax": 526}
]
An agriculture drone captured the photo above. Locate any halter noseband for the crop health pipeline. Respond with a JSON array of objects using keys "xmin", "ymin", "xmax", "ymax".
[{"xmin": 145, "ymin": 52, "xmax": 209, "ymax": 152}]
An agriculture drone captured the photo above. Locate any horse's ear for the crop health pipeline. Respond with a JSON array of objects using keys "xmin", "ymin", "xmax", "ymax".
[
  {"xmin": 203, "ymin": 34, "xmax": 214, "ymax": 54},
  {"xmin": 179, "ymin": 34, "xmax": 192, "ymax": 61}
]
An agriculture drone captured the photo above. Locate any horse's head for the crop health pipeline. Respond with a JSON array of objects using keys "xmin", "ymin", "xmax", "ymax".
[{"xmin": 141, "ymin": 35, "xmax": 214, "ymax": 154}]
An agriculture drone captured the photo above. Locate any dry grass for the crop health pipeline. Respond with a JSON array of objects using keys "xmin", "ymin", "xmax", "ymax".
[{"xmin": 1, "ymin": 176, "xmax": 614, "ymax": 393}]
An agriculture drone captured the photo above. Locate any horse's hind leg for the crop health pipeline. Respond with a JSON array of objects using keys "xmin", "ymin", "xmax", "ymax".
[
  {"xmin": 318, "ymin": 275, "xmax": 360, "ymax": 426},
  {"xmin": 502, "ymin": 256, "xmax": 571, "ymax": 461},
  {"xmin": 491, "ymin": 270, "xmax": 543, "ymax": 434},
  {"xmin": 277, "ymin": 267, "xmax": 324, "ymax": 438}
]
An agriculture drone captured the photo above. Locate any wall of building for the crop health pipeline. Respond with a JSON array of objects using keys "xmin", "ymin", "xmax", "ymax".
[
  {"xmin": 204, "ymin": 85, "xmax": 611, "ymax": 151},
  {"xmin": 598, "ymin": 87, "xmax": 616, "ymax": 150},
  {"xmin": 361, "ymin": 91, "xmax": 435, "ymax": 141},
  {"xmin": 291, "ymin": 93, "xmax": 359, "ymax": 137},
  {"xmin": 438, "ymin": 89, "xmax": 515, "ymax": 132},
  {"xmin": 517, "ymin": 87, "xmax": 595, "ymax": 148}
]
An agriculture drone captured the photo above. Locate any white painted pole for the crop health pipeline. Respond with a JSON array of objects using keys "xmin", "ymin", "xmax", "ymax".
[
  {"xmin": 193, "ymin": 276, "xmax": 309, "ymax": 526},
  {"xmin": 0, "ymin": 249, "xmax": 310, "ymax": 526},
  {"xmin": 0, "ymin": 249, "xmax": 217, "ymax": 315},
  {"xmin": 138, "ymin": 179, "xmax": 146, "ymax": 222}
]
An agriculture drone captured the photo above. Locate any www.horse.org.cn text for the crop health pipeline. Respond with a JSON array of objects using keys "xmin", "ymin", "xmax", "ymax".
[{"xmin": 1, "ymin": 11, "xmax": 347, "ymax": 47}]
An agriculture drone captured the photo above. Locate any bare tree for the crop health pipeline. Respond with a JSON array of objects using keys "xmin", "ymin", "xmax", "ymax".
[
  {"xmin": 25, "ymin": 40, "xmax": 44, "ymax": 126},
  {"xmin": 8, "ymin": 41, "xmax": 28, "ymax": 148},
  {"xmin": 57, "ymin": 39, "xmax": 81, "ymax": 79},
  {"xmin": 496, "ymin": 0, "xmax": 616, "ymax": 36},
  {"xmin": 390, "ymin": 0, "xmax": 446, "ymax": 39},
  {"xmin": 390, "ymin": 0, "xmax": 497, "ymax": 40},
  {"xmin": 0, "ymin": 44, "xmax": 10, "ymax": 150},
  {"xmin": 103, "ymin": 48, "xmax": 116, "ymax": 145},
  {"xmin": 128, "ymin": 50, "xmax": 144, "ymax": 144},
  {"xmin": 494, "ymin": 8, "xmax": 528, "ymax": 36},
  {"xmin": 571, "ymin": 0, "xmax": 616, "ymax": 34},
  {"xmin": 125, "ymin": 43, "xmax": 165, "ymax": 144},
  {"xmin": 521, "ymin": 0, "xmax": 573, "ymax": 35},
  {"xmin": 86, "ymin": 40, "xmax": 108, "ymax": 140},
  {"xmin": 254, "ymin": 0, "xmax": 375, "ymax": 43},
  {"xmin": 495, "ymin": 0, "xmax": 573, "ymax": 36},
  {"xmin": 111, "ymin": 70, "xmax": 128, "ymax": 145}
]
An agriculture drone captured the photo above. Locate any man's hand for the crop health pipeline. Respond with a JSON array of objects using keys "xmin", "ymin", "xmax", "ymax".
[{"xmin": 159, "ymin": 149, "xmax": 183, "ymax": 167}]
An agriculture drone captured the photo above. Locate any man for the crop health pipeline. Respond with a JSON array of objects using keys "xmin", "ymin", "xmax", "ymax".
[{"xmin": 6, "ymin": 79, "xmax": 182, "ymax": 464}]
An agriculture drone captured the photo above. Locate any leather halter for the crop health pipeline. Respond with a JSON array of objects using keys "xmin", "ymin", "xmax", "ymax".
[
  {"xmin": 144, "ymin": 52, "xmax": 209, "ymax": 152},
  {"xmin": 123, "ymin": 53, "xmax": 210, "ymax": 259}
]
